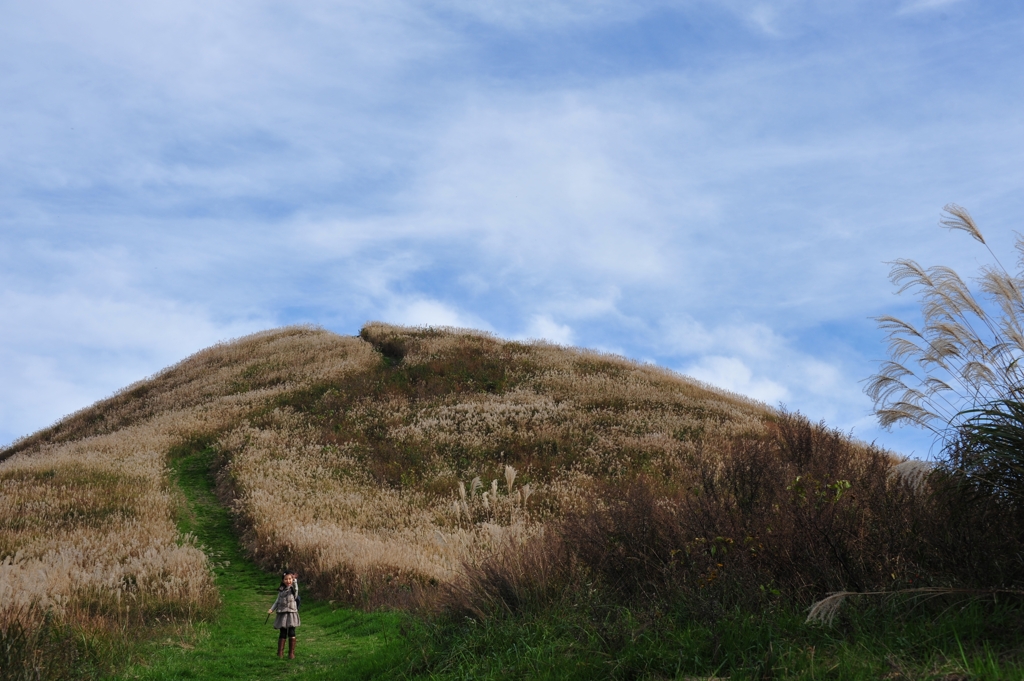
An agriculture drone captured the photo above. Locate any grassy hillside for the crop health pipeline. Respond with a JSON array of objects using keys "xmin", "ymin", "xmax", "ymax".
[
  {"xmin": 1, "ymin": 324, "xmax": 771, "ymax": 614},
  {"xmin": 2, "ymin": 324, "xmax": 1022, "ymax": 679}
]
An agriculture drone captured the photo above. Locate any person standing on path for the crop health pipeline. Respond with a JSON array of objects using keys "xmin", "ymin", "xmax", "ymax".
[
  {"xmin": 268, "ymin": 572, "xmax": 301, "ymax": 659},
  {"xmin": 288, "ymin": 570, "xmax": 301, "ymax": 610}
]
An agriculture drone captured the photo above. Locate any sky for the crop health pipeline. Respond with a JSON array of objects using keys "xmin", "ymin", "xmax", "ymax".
[{"xmin": 2, "ymin": 0, "xmax": 1023, "ymax": 457}]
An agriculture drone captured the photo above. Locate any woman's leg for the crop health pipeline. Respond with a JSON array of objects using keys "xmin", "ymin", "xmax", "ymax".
[
  {"xmin": 288, "ymin": 626, "xmax": 297, "ymax": 658},
  {"xmin": 277, "ymin": 628, "xmax": 286, "ymax": 657}
]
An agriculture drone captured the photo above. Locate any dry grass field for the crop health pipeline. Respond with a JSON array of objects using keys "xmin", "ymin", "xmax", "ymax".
[
  {"xmin": 0, "ymin": 327, "xmax": 373, "ymax": 646},
  {"xmin": 219, "ymin": 323, "xmax": 774, "ymax": 606},
  {"xmin": 0, "ymin": 323, "xmax": 775, "ymax": 634}
]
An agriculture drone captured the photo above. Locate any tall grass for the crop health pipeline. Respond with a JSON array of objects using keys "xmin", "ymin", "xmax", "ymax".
[
  {"xmin": 436, "ymin": 411, "xmax": 996, "ymax": 619},
  {"xmin": 0, "ymin": 325, "xmax": 374, "ymax": 676},
  {"xmin": 215, "ymin": 322, "xmax": 777, "ymax": 606},
  {"xmin": 864, "ymin": 205, "xmax": 1024, "ymax": 594},
  {"xmin": 7, "ymin": 318, "xmax": 1020, "ymax": 676},
  {"xmin": 865, "ymin": 204, "xmax": 1024, "ymax": 438}
]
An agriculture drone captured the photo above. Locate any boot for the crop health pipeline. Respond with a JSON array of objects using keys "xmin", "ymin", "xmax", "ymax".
[
  {"xmin": 288, "ymin": 636, "xmax": 296, "ymax": 659},
  {"xmin": 277, "ymin": 637, "xmax": 285, "ymax": 658}
]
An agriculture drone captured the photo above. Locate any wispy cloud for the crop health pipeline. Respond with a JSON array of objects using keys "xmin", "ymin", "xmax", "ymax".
[
  {"xmin": 2, "ymin": 0, "xmax": 1022, "ymax": 459},
  {"xmin": 0, "ymin": 287, "xmax": 270, "ymax": 446},
  {"xmin": 520, "ymin": 315, "xmax": 575, "ymax": 345},
  {"xmin": 382, "ymin": 297, "xmax": 490, "ymax": 330},
  {"xmin": 685, "ymin": 355, "xmax": 789, "ymax": 404},
  {"xmin": 898, "ymin": 0, "xmax": 968, "ymax": 15},
  {"xmin": 429, "ymin": 0, "xmax": 666, "ymax": 29}
]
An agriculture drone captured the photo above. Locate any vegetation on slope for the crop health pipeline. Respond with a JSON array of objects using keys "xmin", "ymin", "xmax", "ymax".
[
  {"xmin": 219, "ymin": 323, "xmax": 773, "ymax": 607},
  {"xmin": 3, "ymin": 318, "xmax": 1024, "ymax": 678},
  {"xmin": 0, "ymin": 327, "xmax": 376, "ymax": 677},
  {"xmin": 120, "ymin": 442, "xmax": 414, "ymax": 680}
]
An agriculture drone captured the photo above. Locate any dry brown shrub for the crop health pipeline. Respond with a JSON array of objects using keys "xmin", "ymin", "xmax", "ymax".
[
  {"xmin": 438, "ymin": 410, "xmax": 1024, "ymax": 622},
  {"xmin": 438, "ymin": 527, "xmax": 568, "ymax": 619}
]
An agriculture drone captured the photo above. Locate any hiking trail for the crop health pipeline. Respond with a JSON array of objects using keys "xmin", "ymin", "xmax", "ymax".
[{"xmin": 119, "ymin": 448, "xmax": 416, "ymax": 680}]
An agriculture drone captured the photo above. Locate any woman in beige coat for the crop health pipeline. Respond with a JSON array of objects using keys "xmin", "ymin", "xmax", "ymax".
[{"xmin": 268, "ymin": 573, "xmax": 301, "ymax": 658}]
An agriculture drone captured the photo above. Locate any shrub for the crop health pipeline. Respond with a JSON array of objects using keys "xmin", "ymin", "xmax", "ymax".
[
  {"xmin": 946, "ymin": 400, "xmax": 1024, "ymax": 509},
  {"xmin": 440, "ymin": 408, "xmax": 1024, "ymax": 625}
]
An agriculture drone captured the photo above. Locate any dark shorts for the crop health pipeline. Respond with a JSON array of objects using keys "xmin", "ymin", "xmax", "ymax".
[{"xmin": 278, "ymin": 626, "xmax": 296, "ymax": 638}]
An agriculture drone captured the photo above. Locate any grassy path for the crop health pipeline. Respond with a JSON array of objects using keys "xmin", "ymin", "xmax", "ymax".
[{"xmin": 120, "ymin": 448, "xmax": 419, "ymax": 680}]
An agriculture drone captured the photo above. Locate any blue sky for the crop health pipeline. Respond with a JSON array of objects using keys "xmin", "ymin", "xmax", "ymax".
[{"xmin": 3, "ymin": 0, "xmax": 1023, "ymax": 456}]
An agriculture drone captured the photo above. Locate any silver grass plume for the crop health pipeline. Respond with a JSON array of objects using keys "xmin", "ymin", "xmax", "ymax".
[
  {"xmin": 940, "ymin": 203, "xmax": 984, "ymax": 244},
  {"xmin": 807, "ymin": 587, "xmax": 1024, "ymax": 627},
  {"xmin": 866, "ymin": 206, "xmax": 1024, "ymax": 436},
  {"xmin": 504, "ymin": 465, "xmax": 517, "ymax": 494},
  {"xmin": 806, "ymin": 591, "xmax": 853, "ymax": 626}
]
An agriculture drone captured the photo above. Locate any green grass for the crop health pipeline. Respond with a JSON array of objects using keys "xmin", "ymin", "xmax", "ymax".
[
  {"xmin": 119, "ymin": 447, "xmax": 421, "ymax": 680},
  {"xmin": 418, "ymin": 600, "xmax": 1024, "ymax": 680}
]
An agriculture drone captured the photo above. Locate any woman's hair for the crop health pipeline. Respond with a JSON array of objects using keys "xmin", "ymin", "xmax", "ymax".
[{"xmin": 278, "ymin": 573, "xmax": 289, "ymax": 590}]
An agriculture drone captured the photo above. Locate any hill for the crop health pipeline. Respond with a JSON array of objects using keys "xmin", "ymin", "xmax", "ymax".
[
  {"xmin": 4, "ymin": 324, "xmax": 1021, "ymax": 679},
  {"xmin": 0, "ymin": 324, "xmax": 772, "ymax": 610}
]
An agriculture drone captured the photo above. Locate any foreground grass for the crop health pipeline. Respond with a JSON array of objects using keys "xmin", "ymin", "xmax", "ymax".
[
  {"xmin": 16, "ymin": 442, "xmax": 1006, "ymax": 680},
  {"xmin": 119, "ymin": 447, "xmax": 419, "ymax": 680},
  {"xmin": 109, "ymin": 444, "xmax": 1024, "ymax": 680},
  {"xmin": 419, "ymin": 600, "xmax": 1024, "ymax": 680}
]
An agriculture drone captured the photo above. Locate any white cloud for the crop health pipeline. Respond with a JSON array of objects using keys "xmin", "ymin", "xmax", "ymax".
[
  {"xmin": 379, "ymin": 92, "xmax": 697, "ymax": 283},
  {"xmin": 519, "ymin": 314, "xmax": 575, "ymax": 345},
  {"xmin": 663, "ymin": 314, "xmax": 872, "ymax": 435},
  {"xmin": 711, "ymin": 0, "xmax": 834, "ymax": 38},
  {"xmin": 684, "ymin": 355, "xmax": 789, "ymax": 404},
  {"xmin": 661, "ymin": 317, "xmax": 785, "ymax": 360},
  {"xmin": 0, "ymin": 289, "xmax": 271, "ymax": 446},
  {"xmin": 744, "ymin": 3, "xmax": 784, "ymax": 36},
  {"xmin": 381, "ymin": 298, "xmax": 489, "ymax": 330}
]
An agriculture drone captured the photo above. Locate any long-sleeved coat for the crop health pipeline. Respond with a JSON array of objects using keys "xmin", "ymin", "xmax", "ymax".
[{"xmin": 270, "ymin": 585, "xmax": 301, "ymax": 630}]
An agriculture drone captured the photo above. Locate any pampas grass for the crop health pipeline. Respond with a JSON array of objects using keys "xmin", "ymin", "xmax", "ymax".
[
  {"xmin": 807, "ymin": 587, "xmax": 1024, "ymax": 626},
  {"xmin": 866, "ymin": 204, "xmax": 1024, "ymax": 437}
]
